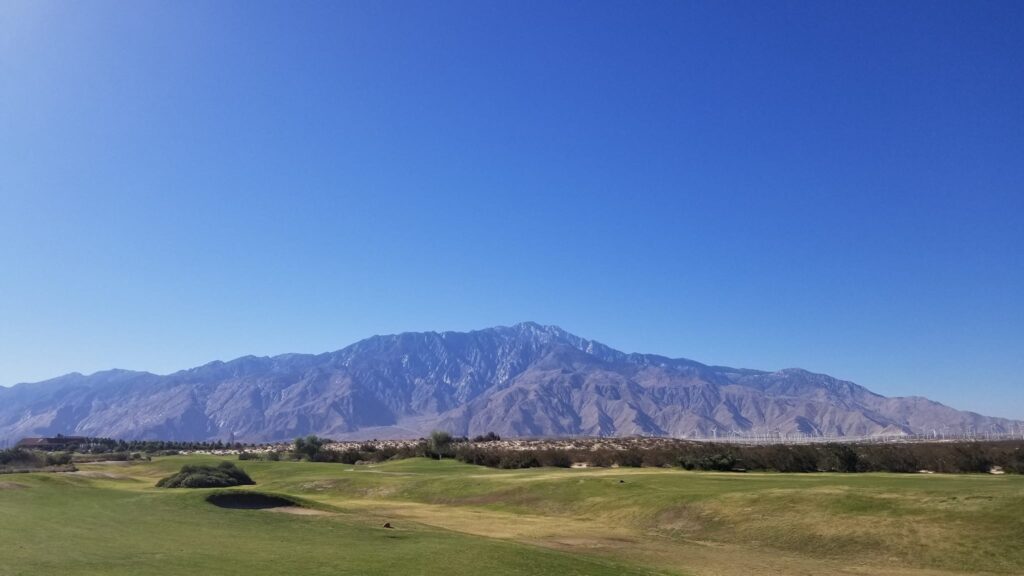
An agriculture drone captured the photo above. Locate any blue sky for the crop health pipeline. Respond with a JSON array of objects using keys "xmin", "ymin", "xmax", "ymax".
[{"xmin": 1, "ymin": 1, "xmax": 1022, "ymax": 418}]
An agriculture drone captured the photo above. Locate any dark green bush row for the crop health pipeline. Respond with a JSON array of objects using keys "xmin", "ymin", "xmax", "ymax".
[
  {"xmin": 71, "ymin": 452, "xmax": 149, "ymax": 463},
  {"xmin": 452, "ymin": 441, "xmax": 1024, "ymax": 473},
  {"xmin": 0, "ymin": 449, "xmax": 73, "ymax": 468},
  {"xmin": 35, "ymin": 437, "xmax": 258, "ymax": 454}
]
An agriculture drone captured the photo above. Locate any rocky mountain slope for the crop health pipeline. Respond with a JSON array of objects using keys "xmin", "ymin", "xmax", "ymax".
[{"xmin": 1, "ymin": 322, "xmax": 1018, "ymax": 442}]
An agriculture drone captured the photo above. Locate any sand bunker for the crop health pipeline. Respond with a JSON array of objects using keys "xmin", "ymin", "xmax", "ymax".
[
  {"xmin": 206, "ymin": 492, "xmax": 330, "ymax": 515},
  {"xmin": 207, "ymin": 492, "xmax": 298, "ymax": 509}
]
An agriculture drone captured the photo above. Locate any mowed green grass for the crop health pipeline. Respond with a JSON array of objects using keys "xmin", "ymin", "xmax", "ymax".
[
  {"xmin": 0, "ymin": 464, "xmax": 651, "ymax": 576},
  {"xmin": 2, "ymin": 457, "xmax": 1023, "ymax": 576}
]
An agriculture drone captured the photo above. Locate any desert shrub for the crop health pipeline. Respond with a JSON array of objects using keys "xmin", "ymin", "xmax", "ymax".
[
  {"xmin": 823, "ymin": 443, "xmax": 860, "ymax": 472},
  {"xmin": 681, "ymin": 452, "xmax": 737, "ymax": 471},
  {"xmin": 857, "ymin": 444, "xmax": 921, "ymax": 473},
  {"xmin": 456, "ymin": 447, "xmax": 546, "ymax": 469},
  {"xmin": 536, "ymin": 449, "xmax": 572, "ymax": 468},
  {"xmin": 336, "ymin": 449, "xmax": 362, "ymax": 464},
  {"xmin": 371, "ymin": 446, "xmax": 399, "ymax": 461},
  {"xmin": 1004, "ymin": 446, "xmax": 1024, "ymax": 474},
  {"xmin": 498, "ymin": 451, "xmax": 541, "ymax": 469},
  {"xmin": 640, "ymin": 448, "xmax": 677, "ymax": 468},
  {"xmin": 0, "ymin": 449, "xmax": 42, "ymax": 467},
  {"xmin": 586, "ymin": 450, "xmax": 615, "ymax": 468},
  {"xmin": 447, "ymin": 440, "xmax": 1024, "ymax": 473},
  {"xmin": 453, "ymin": 446, "xmax": 502, "ymax": 467},
  {"xmin": 471, "ymin": 432, "xmax": 501, "ymax": 443},
  {"xmin": 752, "ymin": 445, "xmax": 818, "ymax": 472},
  {"xmin": 156, "ymin": 461, "xmax": 255, "ymax": 488},
  {"xmin": 948, "ymin": 443, "xmax": 994, "ymax": 473},
  {"xmin": 293, "ymin": 435, "xmax": 329, "ymax": 461},
  {"xmin": 44, "ymin": 452, "xmax": 73, "ymax": 466},
  {"xmin": 784, "ymin": 446, "xmax": 819, "ymax": 472},
  {"xmin": 615, "ymin": 449, "xmax": 646, "ymax": 468}
]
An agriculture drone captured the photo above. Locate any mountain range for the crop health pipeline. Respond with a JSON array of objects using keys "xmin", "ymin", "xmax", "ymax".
[{"xmin": 1, "ymin": 322, "xmax": 1018, "ymax": 443}]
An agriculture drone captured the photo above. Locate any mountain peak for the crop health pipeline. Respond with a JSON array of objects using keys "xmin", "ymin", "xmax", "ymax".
[
  {"xmin": 511, "ymin": 320, "xmax": 566, "ymax": 332},
  {"xmin": 508, "ymin": 321, "xmax": 573, "ymax": 341}
]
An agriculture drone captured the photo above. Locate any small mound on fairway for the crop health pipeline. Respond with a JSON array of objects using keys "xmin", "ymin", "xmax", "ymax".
[
  {"xmin": 156, "ymin": 461, "xmax": 255, "ymax": 488},
  {"xmin": 207, "ymin": 492, "xmax": 299, "ymax": 510}
]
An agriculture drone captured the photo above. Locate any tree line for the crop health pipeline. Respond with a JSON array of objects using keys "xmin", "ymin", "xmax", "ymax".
[
  {"xmin": 244, "ymin": 434, "xmax": 1023, "ymax": 474},
  {"xmin": 451, "ymin": 440, "xmax": 1024, "ymax": 473},
  {"xmin": 15, "ymin": 432, "xmax": 1023, "ymax": 474}
]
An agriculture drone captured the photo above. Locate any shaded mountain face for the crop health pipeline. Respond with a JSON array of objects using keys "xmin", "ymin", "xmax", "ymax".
[{"xmin": 0, "ymin": 323, "xmax": 1018, "ymax": 442}]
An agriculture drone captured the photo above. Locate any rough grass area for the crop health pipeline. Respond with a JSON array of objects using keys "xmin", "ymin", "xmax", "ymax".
[{"xmin": 2, "ymin": 456, "xmax": 1022, "ymax": 576}]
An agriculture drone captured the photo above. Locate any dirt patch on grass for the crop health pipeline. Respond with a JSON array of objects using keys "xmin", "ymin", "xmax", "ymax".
[
  {"xmin": 651, "ymin": 504, "xmax": 706, "ymax": 534},
  {"xmin": 66, "ymin": 471, "xmax": 133, "ymax": 480},
  {"xmin": 0, "ymin": 481, "xmax": 27, "ymax": 490},
  {"xmin": 266, "ymin": 507, "xmax": 334, "ymax": 516},
  {"xmin": 449, "ymin": 488, "xmax": 544, "ymax": 508},
  {"xmin": 300, "ymin": 480, "xmax": 342, "ymax": 491}
]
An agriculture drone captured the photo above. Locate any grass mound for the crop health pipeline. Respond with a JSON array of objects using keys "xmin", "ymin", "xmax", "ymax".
[
  {"xmin": 156, "ymin": 461, "xmax": 255, "ymax": 488},
  {"xmin": 206, "ymin": 492, "xmax": 297, "ymax": 509}
]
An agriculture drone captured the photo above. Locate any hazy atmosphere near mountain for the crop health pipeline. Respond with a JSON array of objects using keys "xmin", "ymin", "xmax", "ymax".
[{"xmin": 1, "ymin": 322, "xmax": 1018, "ymax": 444}]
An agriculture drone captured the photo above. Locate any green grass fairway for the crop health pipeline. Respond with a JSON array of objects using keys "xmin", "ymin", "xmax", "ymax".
[{"xmin": 2, "ymin": 457, "xmax": 1022, "ymax": 576}]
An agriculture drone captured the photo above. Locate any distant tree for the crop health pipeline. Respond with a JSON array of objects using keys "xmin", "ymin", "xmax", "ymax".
[
  {"xmin": 293, "ymin": 435, "xmax": 327, "ymax": 461},
  {"xmin": 428, "ymin": 430, "xmax": 454, "ymax": 459}
]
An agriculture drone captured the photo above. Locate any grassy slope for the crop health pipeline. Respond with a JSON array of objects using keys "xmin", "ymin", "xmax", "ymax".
[
  {"xmin": 0, "ymin": 465, "xmax": 651, "ymax": 576},
  {"xmin": 3, "ymin": 457, "xmax": 1023, "ymax": 576}
]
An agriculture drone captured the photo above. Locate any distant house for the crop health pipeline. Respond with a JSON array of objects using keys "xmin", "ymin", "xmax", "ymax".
[{"xmin": 15, "ymin": 436, "xmax": 90, "ymax": 450}]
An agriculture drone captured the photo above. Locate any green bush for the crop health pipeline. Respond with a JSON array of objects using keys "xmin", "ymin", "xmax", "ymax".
[
  {"xmin": 536, "ymin": 449, "xmax": 572, "ymax": 468},
  {"xmin": 156, "ymin": 462, "xmax": 255, "ymax": 488},
  {"xmin": 498, "ymin": 451, "xmax": 541, "ymax": 469},
  {"xmin": 0, "ymin": 448, "xmax": 42, "ymax": 467},
  {"xmin": 293, "ymin": 435, "xmax": 328, "ymax": 460},
  {"xmin": 428, "ymin": 430, "xmax": 454, "ymax": 459},
  {"xmin": 44, "ymin": 452, "xmax": 73, "ymax": 466},
  {"xmin": 680, "ymin": 452, "xmax": 737, "ymax": 471}
]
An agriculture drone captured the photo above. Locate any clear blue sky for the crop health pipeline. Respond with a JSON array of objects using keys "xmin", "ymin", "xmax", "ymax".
[{"xmin": 1, "ymin": 1, "xmax": 1022, "ymax": 418}]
